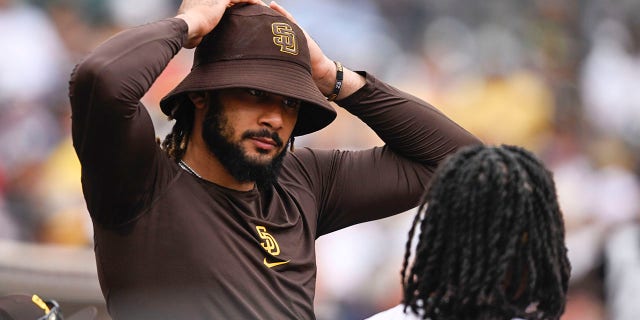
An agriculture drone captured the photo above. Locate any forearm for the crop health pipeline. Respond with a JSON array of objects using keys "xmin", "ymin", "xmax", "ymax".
[
  {"xmin": 337, "ymin": 73, "xmax": 481, "ymax": 167},
  {"xmin": 315, "ymin": 75, "xmax": 480, "ymax": 232}
]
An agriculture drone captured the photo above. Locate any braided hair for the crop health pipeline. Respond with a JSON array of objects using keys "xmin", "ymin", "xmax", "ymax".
[
  {"xmin": 401, "ymin": 144, "xmax": 571, "ymax": 320},
  {"xmin": 160, "ymin": 96, "xmax": 195, "ymax": 161}
]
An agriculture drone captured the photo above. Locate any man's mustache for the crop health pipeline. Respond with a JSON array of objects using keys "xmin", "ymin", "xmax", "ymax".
[{"xmin": 242, "ymin": 129, "xmax": 284, "ymax": 147}]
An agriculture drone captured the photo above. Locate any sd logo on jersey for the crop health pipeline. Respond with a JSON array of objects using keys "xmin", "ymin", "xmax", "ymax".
[{"xmin": 256, "ymin": 225, "xmax": 290, "ymax": 268}]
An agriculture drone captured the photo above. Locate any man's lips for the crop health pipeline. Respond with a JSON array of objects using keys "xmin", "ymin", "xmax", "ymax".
[{"xmin": 250, "ymin": 137, "xmax": 278, "ymax": 149}]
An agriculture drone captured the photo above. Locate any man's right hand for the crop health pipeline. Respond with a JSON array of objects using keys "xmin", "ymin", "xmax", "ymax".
[{"xmin": 176, "ymin": 0, "xmax": 265, "ymax": 49}]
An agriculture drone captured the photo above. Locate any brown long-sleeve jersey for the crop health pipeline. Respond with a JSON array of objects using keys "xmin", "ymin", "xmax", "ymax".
[{"xmin": 69, "ymin": 18, "xmax": 480, "ymax": 320}]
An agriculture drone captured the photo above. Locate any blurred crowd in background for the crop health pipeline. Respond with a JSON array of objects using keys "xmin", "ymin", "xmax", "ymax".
[{"xmin": 0, "ymin": 0, "xmax": 639, "ymax": 319}]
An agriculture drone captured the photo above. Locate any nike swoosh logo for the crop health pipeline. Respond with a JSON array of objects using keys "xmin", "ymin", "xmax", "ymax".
[{"xmin": 263, "ymin": 258, "xmax": 290, "ymax": 268}]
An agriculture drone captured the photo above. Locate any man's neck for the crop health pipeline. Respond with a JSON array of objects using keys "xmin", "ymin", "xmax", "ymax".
[{"xmin": 181, "ymin": 142, "xmax": 256, "ymax": 192}]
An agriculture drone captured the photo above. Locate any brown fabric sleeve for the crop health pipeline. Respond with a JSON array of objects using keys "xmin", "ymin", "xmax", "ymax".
[
  {"xmin": 338, "ymin": 72, "xmax": 481, "ymax": 166},
  {"xmin": 313, "ymin": 72, "xmax": 482, "ymax": 235},
  {"xmin": 69, "ymin": 18, "xmax": 188, "ymax": 226}
]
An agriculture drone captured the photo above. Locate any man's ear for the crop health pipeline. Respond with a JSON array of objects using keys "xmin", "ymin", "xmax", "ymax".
[{"xmin": 187, "ymin": 91, "xmax": 207, "ymax": 109}]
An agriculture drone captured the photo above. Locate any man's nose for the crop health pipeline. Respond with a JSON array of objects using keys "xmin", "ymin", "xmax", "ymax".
[{"xmin": 258, "ymin": 99, "xmax": 284, "ymax": 129}]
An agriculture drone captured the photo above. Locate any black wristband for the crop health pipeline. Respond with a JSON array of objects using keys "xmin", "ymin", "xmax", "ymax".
[{"xmin": 326, "ymin": 61, "xmax": 343, "ymax": 102}]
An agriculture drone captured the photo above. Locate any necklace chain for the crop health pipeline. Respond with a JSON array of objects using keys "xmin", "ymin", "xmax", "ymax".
[{"xmin": 179, "ymin": 160, "xmax": 202, "ymax": 179}]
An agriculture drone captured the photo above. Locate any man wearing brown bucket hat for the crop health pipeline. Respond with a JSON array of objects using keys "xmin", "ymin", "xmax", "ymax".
[{"xmin": 69, "ymin": 0, "xmax": 480, "ymax": 319}]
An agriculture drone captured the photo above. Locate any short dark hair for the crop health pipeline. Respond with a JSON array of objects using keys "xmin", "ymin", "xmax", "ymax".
[{"xmin": 401, "ymin": 144, "xmax": 571, "ymax": 320}]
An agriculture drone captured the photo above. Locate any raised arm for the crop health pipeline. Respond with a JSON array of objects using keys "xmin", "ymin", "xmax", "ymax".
[
  {"xmin": 271, "ymin": 2, "xmax": 481, "ymax": 233},
  {"xmin": 305, "ymin": 74, "xmax": 481, "ymax": 235},
  {"xmin": 69, "ymin": 0, "xmax": 261, "ymax": 225}
]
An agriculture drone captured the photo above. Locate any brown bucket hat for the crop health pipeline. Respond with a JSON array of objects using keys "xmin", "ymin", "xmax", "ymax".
[{"xmin": 160, "ymin": 4, "xmax": 337, "ymax": 137}]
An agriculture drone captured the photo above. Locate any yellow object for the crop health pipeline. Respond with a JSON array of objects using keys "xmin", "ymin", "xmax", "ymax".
[
  {"xmin": 31, "ymin": 294, "xmax": 50, "ymax": 314},
  {"xmin": 442, "ymin": 70, "xmax": 554, "ymax": 152}
]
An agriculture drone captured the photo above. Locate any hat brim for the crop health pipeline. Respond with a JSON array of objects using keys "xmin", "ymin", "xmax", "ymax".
[{"xmin": 160, "ymin": 59, "xmax": 336, "ymax": 136}]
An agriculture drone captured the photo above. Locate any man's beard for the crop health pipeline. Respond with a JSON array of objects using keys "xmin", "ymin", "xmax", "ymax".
[{"xmin": 201, "ymin": 97, "xmax": 288, "ymax": 190}]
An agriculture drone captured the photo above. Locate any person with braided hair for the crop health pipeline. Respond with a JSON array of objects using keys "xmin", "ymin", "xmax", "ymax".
[
  {"xmin": 68, "ymin": 0, "xmax": 479, "ymax": 319},
  {"xmin": 367, "ymin": 144, "xmax": 571, "ymax": 320}
]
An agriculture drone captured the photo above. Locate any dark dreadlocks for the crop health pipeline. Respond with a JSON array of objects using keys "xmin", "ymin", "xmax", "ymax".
[
  {"xmin": 401, "ymin": 144, "xmax": 571, "ymax": 320},
  {"xmin": 160, "ymin": 96, "xmax": 195, "ymax": 161}
]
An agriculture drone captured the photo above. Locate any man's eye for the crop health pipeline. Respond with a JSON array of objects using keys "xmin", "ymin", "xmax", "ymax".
[
  {"xmin": 247, "ymin": 89, "xmax": 267, "ymax": 97},
  {"xmin": 283, "ymin": 98, "xmax": 301, "ymax": 109}
]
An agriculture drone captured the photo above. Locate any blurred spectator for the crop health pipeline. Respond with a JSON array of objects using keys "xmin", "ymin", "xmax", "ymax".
[
  {"xmin": 581, "ymin": 14, "xmax": 640, "ymax": 150},
  {"xmin": 32, "ymin": 135, "xmax": 92, "ymax": 246},
  {"xmin": 438, "ymin": 24, "xmax": 555, "ymax": 152},
  {"xmin": 604, "ymin": 223, "xmax": 640, "ymax": 320},
  {"xmin": 0, "ymin": 0, "xmax": 68, "ymax": 102},
  {"xmin": 554, "ymin": 135, "xmax": 640, "ymax": 280},
  {"xmin": 548, "ymin": 132, "xmax": 639, "ymax": 320},
  {"xmin": 0, "ymin": 0, "xmax": 70, "ymax": 241}
]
